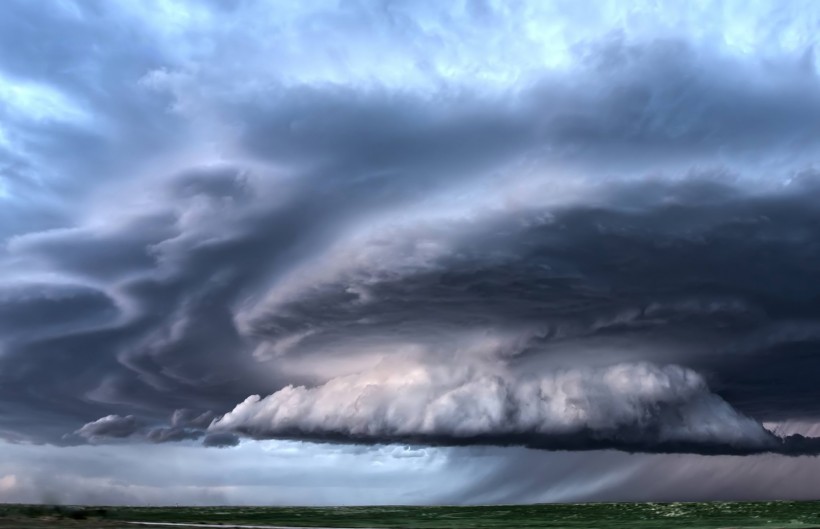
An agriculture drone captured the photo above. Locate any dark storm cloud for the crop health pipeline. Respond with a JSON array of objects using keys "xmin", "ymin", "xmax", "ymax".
[
  {"xmin": 71, "ymin": 409, "xmax": 216, "ymax": 445},
  {"xmin": 207, "ymin": 178, "xmax": 820, "ymax": 455},
  {"xmin": 202, "ymin": 433, "xmax": 241, "ymax": 448},
  {"xmin": 171, "ymin": 409, "xmax": 216, "ymax": 429},
  {"xmin": 74, "ymin": 415, "xmax": 143, "ymax": 442},
  {"xmin": 0, "ymin": 283, "xmax": 116, "ymax": 338},
  {"xmin": 2, "ymin": 0, "xmax": 820, "ymax": 470},
  {"xmin": 227, "ymin": 36, "xmax": 820, "ymax": 181}
]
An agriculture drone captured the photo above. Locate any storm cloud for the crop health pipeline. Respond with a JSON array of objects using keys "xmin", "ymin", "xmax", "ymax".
[
  {"xmin": 2, "ymin": 0, "xmax": 820, "ymax": 504},
  {"xmin": 211, "ymin": 361, "xmax": 781, "ymax": 454}
]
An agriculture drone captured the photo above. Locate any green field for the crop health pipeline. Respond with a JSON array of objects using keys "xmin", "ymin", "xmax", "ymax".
[{"xmin": 3, "ymin": 501, "xmax": 820, "ymax": 528}]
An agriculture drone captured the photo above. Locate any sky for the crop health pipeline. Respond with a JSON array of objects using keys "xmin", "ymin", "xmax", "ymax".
[{"xmin": 2, "ymin": 0, "xmax": 820, "ymax": 506}]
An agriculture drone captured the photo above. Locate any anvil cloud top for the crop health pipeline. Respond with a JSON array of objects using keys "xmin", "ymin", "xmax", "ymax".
[{"xmin": 2, "ymin": 0, "xmax": 820, "ymax": 505}]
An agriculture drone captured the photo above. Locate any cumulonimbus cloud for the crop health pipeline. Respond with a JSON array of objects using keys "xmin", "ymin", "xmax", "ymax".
[
  {"xmin": 210, "ymin": 360, "xmax": 812, "ymax": 455},
  {"xmin": 73, "ymin": 409, "xmax": 214, "ymax": 445},
  {"xmin": 2, "ymin": 1, "xmax": 820, "ymax": 466},
  {"xmin": 6, "ymin": 0, "xmax": 820, "ymax": 507},
  {"xmin": 74, "ymin": 414, "xmax": 143, "ymax": 442}
]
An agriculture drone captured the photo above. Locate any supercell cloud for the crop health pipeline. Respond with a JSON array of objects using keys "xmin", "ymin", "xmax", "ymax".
[{"xmin": 2, "ymin": 0, "xmax": 820, "ymax": 504}]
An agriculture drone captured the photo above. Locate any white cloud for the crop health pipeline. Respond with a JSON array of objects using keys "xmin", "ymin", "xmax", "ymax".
[{"xmin": 212, "ymin": 359, "xmax": 774, "ymax": 451}]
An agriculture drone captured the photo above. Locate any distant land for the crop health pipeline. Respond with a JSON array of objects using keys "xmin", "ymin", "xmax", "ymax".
[{"xmin": 3, "ymin": 501, "xmax": 820, "ymax": 529}]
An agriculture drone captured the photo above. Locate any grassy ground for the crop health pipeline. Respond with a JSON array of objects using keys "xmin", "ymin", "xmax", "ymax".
[{"xmin": 2, "ymin": 501, "xmax": 820, "ymax": 528}]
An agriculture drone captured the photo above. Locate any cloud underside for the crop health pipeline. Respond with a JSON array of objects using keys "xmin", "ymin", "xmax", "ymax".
[{"xmin": 2, "ymin": 0, "xmax": 820, "ymax": 461}]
